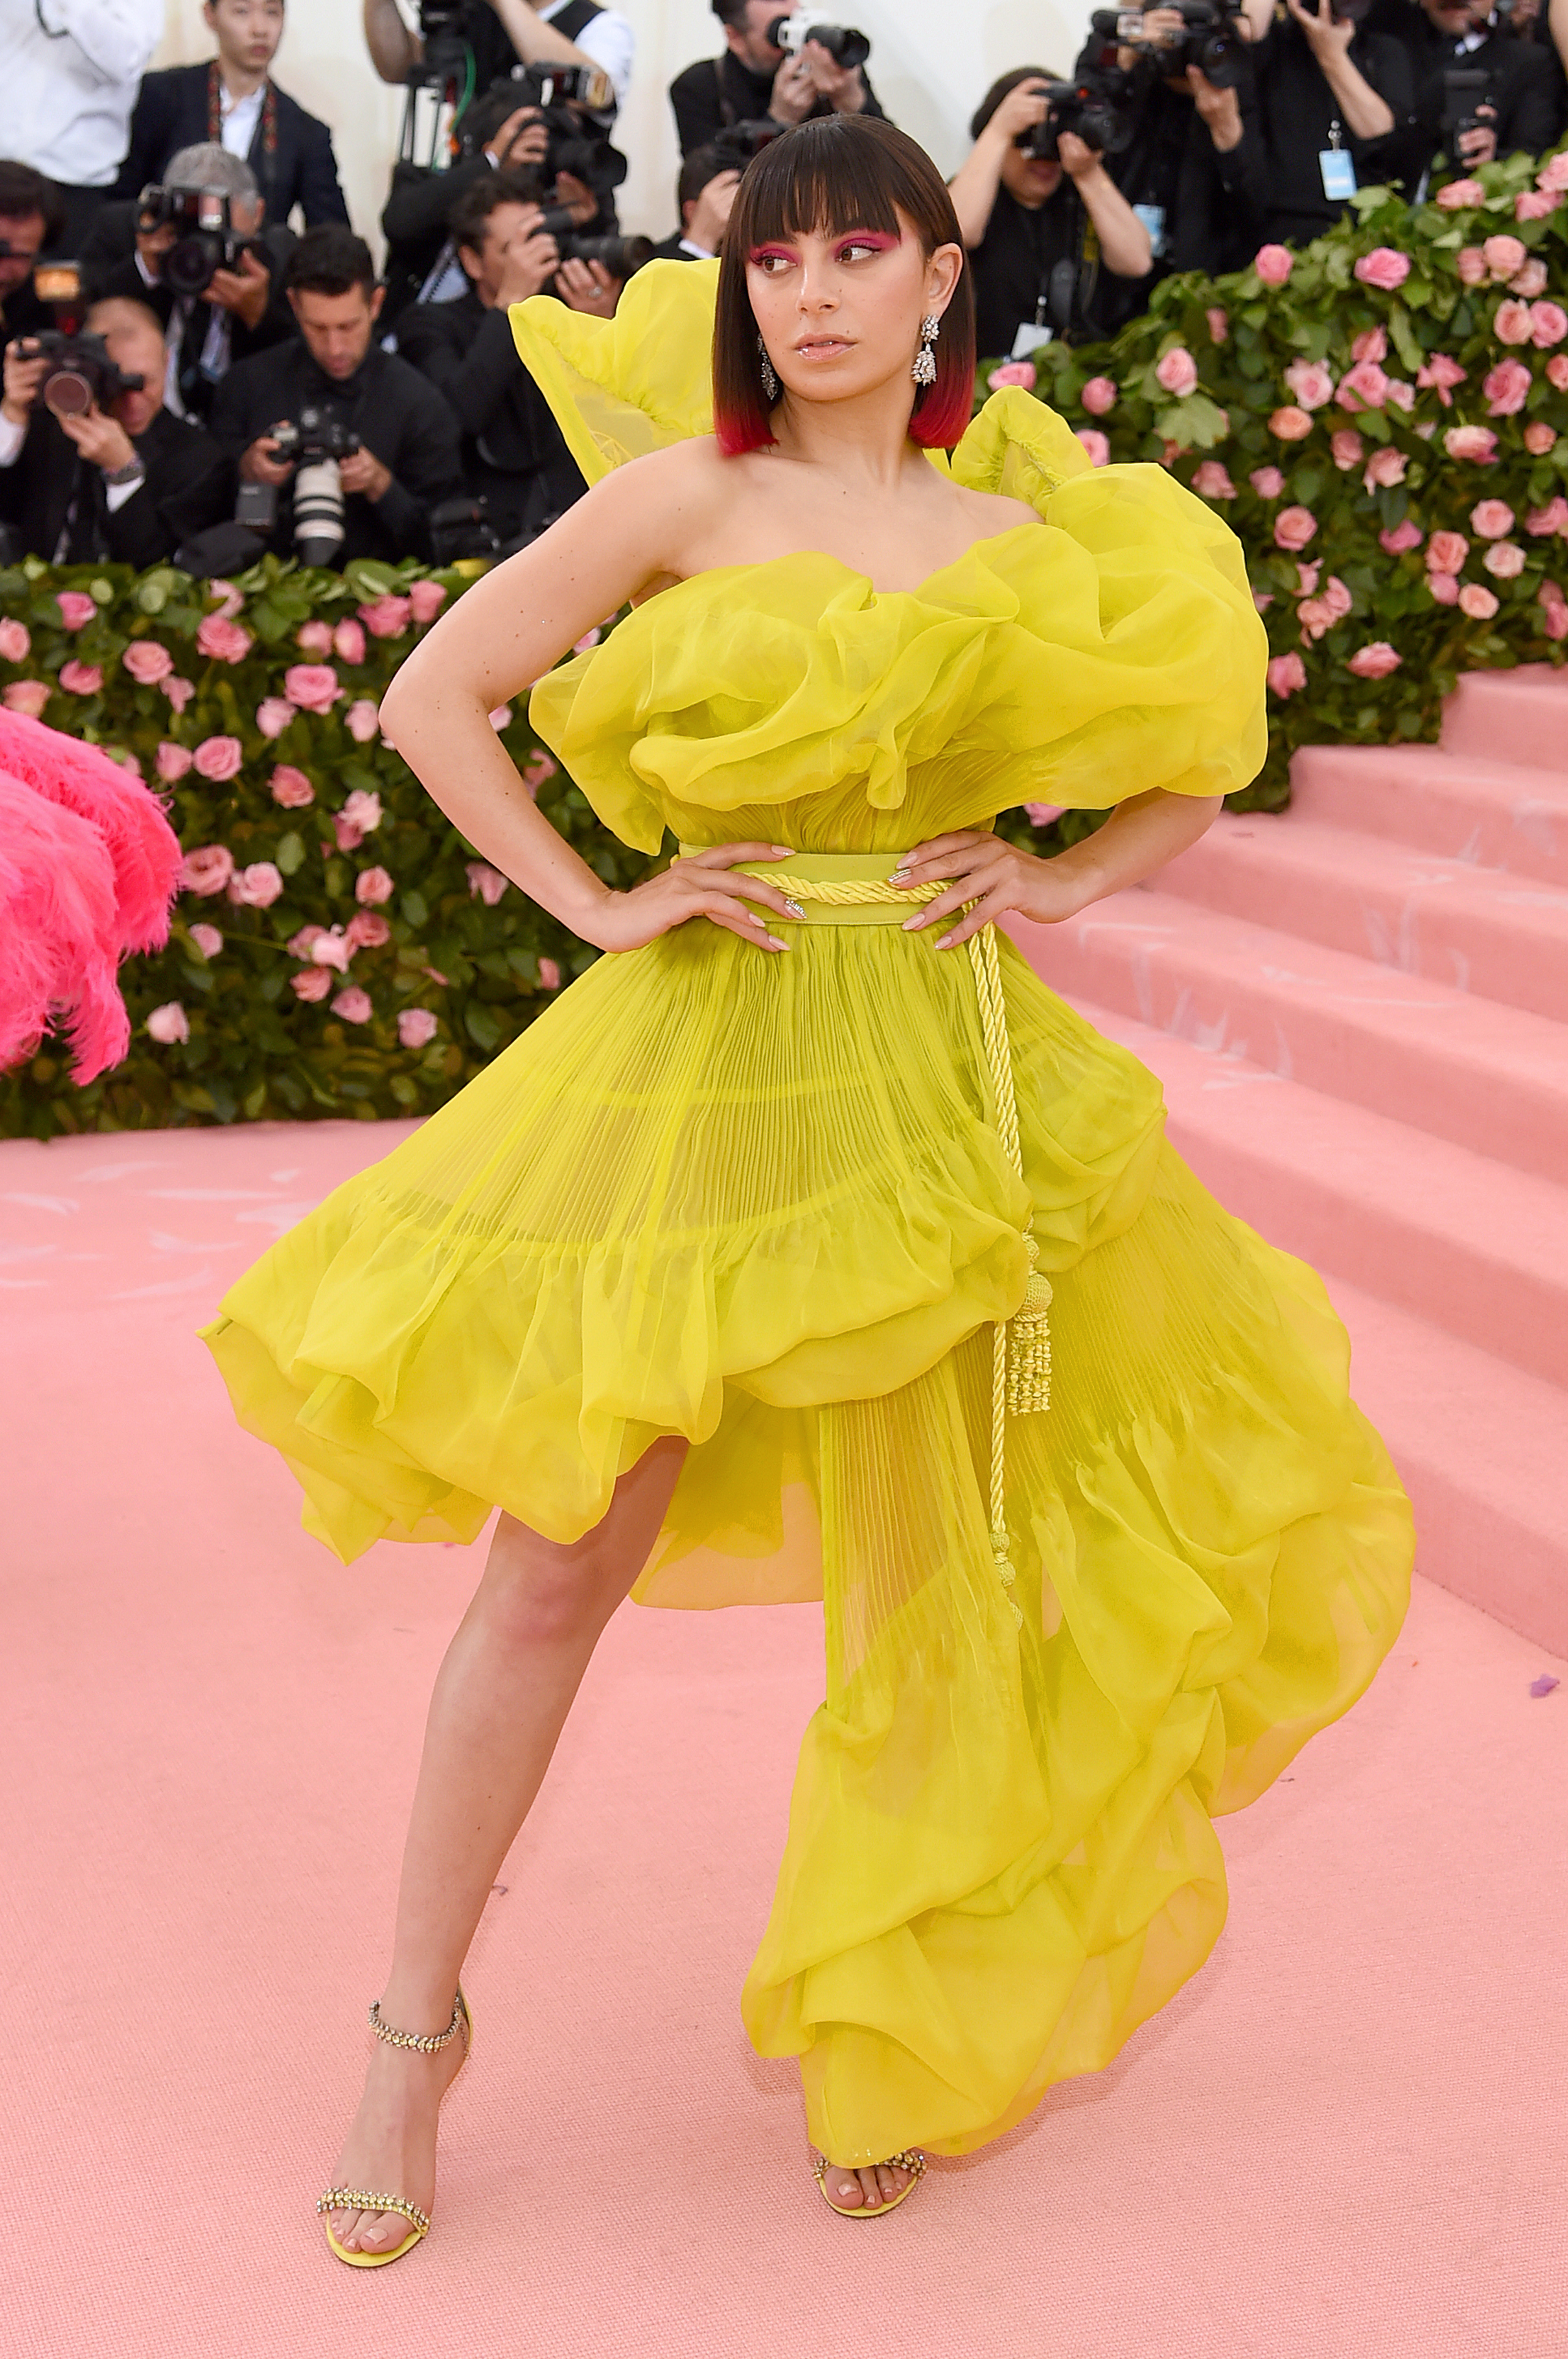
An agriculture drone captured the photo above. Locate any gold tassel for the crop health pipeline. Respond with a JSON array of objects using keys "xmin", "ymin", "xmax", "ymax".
[{"xmin": 1005, "ymin": 1240, "xmax": 1053, "ymax": 1416}]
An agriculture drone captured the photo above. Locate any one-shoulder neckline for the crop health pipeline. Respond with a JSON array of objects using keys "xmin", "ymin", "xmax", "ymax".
[{"xmin": 640, "ymin": 519, "xmax": 1048, "ymax": 613}]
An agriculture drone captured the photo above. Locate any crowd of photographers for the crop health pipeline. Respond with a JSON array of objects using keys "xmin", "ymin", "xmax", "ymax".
[{"xmin": 2, "ymin": 0, "xmax": 1567, "ymax": 574}]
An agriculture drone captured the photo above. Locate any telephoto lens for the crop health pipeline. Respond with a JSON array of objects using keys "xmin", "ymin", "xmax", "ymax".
[{"xmin": 293, "ymin": 458, "xmax": 347, "ymax": 567}]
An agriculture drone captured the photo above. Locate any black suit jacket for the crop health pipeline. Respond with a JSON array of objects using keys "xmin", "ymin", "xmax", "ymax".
[
  {"xmin": 0, "ymin": 405, "xmax": 233, "ymax": 567},
  {"xmin": 1371, "ymin": 11, "xmax": 1566, "ymax": 190},
  {"xmin": 84, "ymin": 215, "xmax": 298, "ymax": 425},
  {"xmin": 396, "ymin": 289, "xmax": 583, "ymax": 542},
  {"xmin": 112, "ymin": 63, "xmax": 350, "ymax": 228}
]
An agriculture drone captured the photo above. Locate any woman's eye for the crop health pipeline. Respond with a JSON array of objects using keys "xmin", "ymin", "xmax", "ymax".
[{"xmin": 838, "ymin": 240, "xmax": 882, "ymax": 262}]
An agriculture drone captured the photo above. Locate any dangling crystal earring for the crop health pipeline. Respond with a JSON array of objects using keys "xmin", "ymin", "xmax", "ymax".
[
  {"xmin": 912, "ymin": 313, "xmax": 939, "ymax": 388},
  {"xmin": 757, "ymin": 334, "xmax": 779, "ymax": 402}
]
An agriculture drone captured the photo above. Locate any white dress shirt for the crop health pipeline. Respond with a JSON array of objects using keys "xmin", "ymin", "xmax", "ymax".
[
  {"xmin": 0, "ymin": 0, "xmax": 166, "ymax": 186},
  {"xmin": 219, "ymin": 79, "xmax": 265, "ymax": 162},
  {"xmin": 536, "ymin": 0, "xmax": 634, "ymax": 110}
]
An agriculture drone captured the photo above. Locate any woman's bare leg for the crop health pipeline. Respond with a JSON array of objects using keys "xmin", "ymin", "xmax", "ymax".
[{"xmin": 326, "ymin": 1436, "xmax": 687, "ymax": 2254}]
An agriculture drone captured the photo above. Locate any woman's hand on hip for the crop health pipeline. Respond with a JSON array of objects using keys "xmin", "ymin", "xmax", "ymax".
[
  {"xmin": 579, "ymin": 843, "xmax": 803, "ymax": 954},
  {"xmin": 890, "ymin": 830, "xmax": 1090, "ymax": 949}
]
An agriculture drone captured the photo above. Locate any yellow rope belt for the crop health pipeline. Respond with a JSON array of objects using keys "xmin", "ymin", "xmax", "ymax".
[{"xmin": 692, "ymin": 846, "xmax": 1051, "ymax": 1630}]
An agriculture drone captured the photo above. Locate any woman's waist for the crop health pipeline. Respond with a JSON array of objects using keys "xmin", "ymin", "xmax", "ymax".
[{"xmin": 678, "ymin": 843, "xmax": 945, "ymax": 930}]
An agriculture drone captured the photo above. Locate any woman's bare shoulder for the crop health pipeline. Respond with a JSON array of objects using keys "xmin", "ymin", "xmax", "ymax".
[{"xmin": 952, "ymin": 484, "xmax": 1045, "ymax": 537}]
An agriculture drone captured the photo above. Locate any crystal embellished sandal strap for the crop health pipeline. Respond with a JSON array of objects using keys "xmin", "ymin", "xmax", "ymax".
[
  {"xmin": 317, "ymin": 2185, "xmax": 432, "ymax": 2236},
  {"xmin": 812, "ymin": 2149, "xmax": 927, "ymax": 2186},
  {"xmin": 366, "ymin": 1988, "xmax": 466, "ymax": 2052}
]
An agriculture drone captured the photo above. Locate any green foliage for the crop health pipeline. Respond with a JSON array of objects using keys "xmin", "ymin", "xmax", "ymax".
[{"xmin": 980, "ymin": 147, "xmax": 1568, "ymax": 803}]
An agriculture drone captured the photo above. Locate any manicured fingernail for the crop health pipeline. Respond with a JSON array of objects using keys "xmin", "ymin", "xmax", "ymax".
[
  {"xmin": 772, "ymin": 845, "xmax": 793, "ymax": 856},
  {"xmin": 935, "ymin": 933, "xmax": 956, "ymax": 949},
  {"xmin": 766, "ymin": 935, "xmax": 788, "ymax": 949},
  {"xmin": 902, "ymin": 913, "xmax": 924, "ymax": 930},
  {"xmin": 784, "ymin": 899, "xmax": 805, "ymax": 918},
  {"xmin": 888, "ymin": 868, "xmax": 910, "ymax": 884}
]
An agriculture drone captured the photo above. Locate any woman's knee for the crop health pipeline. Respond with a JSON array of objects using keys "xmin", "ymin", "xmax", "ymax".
[{"xmin": 472, "ymin": 1522, "xmax": 617, "ymax": 1653}]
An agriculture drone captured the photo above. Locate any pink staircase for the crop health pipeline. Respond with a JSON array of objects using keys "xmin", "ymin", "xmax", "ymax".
[{"xmin": 1007, "ymin": 665, "xmax": 1568, "ymax": 1655}]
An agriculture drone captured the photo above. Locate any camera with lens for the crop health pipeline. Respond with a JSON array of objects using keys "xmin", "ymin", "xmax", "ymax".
[
  {"xmin": 711, "ymin": 118, "xmax": 788, "ymax": 171},
  {"xmin": 1016, "ymin": 70, "xmax": 1132, "ymax": 160},
  {"xmin": 242, "ymin": 401, "xmax": 362, "ymax": 567},
  {"xmin": 1442, "ymin": 65, "xmax": 1493, "ymax": 149},
  {"xmin": 1095, "ymin": 0, "xmax": 1247, "ymax": 90},
  {"xmin": 136, "ymin": 183, "xmax": 261, "ymax": 299},
  {"xmin": 765, "ymin": 15, "xmax": 870, "ymax": 68},
  {"xmin": 503, "ymin": 61, "xmax": 623, "ymax": 187},
  {"xmin": 17, "ymin": 330, "xmax": 144, "ymax": 418}
]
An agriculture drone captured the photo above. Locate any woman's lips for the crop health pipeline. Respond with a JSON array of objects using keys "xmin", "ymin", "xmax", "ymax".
[{"xmin": 794, "ymin": 338, "xmax": 854, "ymax": 359}]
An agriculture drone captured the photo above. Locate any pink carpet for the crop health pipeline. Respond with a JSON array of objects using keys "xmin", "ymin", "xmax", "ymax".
[{"xmin": 4, "ymin": 1119, "xmax": 1565, "ymax": 2358}]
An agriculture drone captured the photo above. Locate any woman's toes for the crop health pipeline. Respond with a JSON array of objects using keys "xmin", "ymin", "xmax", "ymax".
[
  {"xmin": 875, "ymin": 2164, "xmax": 903, "ymax": 2202},
  {"xmin": 357, "ymin": 2210, "xmax": 399, "ymax": 2251},
  {"xmin": 329, "ymin": 2205, "xmax": 361, "ymax": 2248},
  {"xmin": 858, "ymin": 2168, "xmax": 882, "ymax": 2208},
  {"xmin": 830, "ymin": 2169, "xmax": 864, "ymax": 2207}
]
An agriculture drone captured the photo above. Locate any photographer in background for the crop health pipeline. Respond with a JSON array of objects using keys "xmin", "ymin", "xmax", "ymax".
[
  {"xmin": 0, "ymin": 0, "xmax": 162, "ymax": 253},
  {"xmin": 0, "ymin": 162, "xmax": 65, "ymax": 343},
  {"xmin": 211, "ymin": 226, "xmax": 462, "ymax": 564},
  {"xmin": 83, "ymin": 146, "xmax": 297, "ymax": 425},
  {"xmin": 1239, "ymin": 0, "xmax": 1413, "ymax": 246},
  {"xmin": 0, "ymin": 293, "xmax": 232, "ymax": 562},
  {"xmin": 648, "ymin": 144, "xmax": 740, "ymax": 259},
  {"xmin": 114, "ymin": 0, "xmax": 350, "ymax": 232},
  {"xmin": 949, "ymin": 69, "xmax": 1153, "ymax": 356},
  {"xmin": 1373, "ymin": 0, "xmax": 1562, "ymax": 192},
  {"xmin": 397, "ymin": 175, "xmax": 583, "ymax": 545},
  {"xmin": 670, "ymin": 2, "xmax": 885, "ymax": 156},
  {"xmin": 362, "ymin": 0, "xmax": 635, "ymax": 114}
]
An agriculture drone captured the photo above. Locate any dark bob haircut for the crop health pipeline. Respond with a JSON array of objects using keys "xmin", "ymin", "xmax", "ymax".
[{"xmin": 712, "ymin": 115, "xmax": 976, "ymax": 457}]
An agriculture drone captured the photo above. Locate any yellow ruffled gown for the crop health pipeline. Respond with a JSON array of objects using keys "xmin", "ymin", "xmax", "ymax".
[{"xmin": 201, "ymin": 263, "xmax": 1413, "ymax": 2169}]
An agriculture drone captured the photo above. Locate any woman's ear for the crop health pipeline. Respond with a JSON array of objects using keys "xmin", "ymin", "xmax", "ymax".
[{"xmin": 925, "ymin": 240, "xmax": 964, "ymax": 318}]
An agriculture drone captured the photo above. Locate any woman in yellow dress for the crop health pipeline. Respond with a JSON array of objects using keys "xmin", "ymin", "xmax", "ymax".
[{"xmin": 201, "ymin": 116, "xmax": 1413, "ymax": 2261}]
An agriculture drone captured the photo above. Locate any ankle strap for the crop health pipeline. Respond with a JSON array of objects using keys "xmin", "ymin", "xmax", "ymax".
[{"xmin": 367, "ymin": 1987, "xmax": 465, "ymax": 2053}]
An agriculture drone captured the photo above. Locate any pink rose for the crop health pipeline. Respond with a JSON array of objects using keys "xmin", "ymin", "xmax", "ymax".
[
  {"xmin": 193, "ymin": 734, "xmax": 243, "ymax": 781},
  {"xmin": 1445, "ymin": 424, "xmax": 1498, "ymax": 462},
  {"xmin": 574, "ymin": 626, "xmax": 602, "ymax": 653},
  {"xmin": 1252, "ymin": 591, "xmax": 1274, "ymax": 611},
  {"xmin": 1354, "ymin": 247, "xmax": 1411, "ymax": 291},
  {"xmin": 229, "ymin": 861, "xmax": 284, "ymax": 908},
  {"xmin": 286, "ymin": 924, "xmax": 323, "ymax": 957},
  {"xmin": 1482, "ymin": 234, "xmax": 1528, "ymax": 280},
  {"xmin": 1363, "ymin": 446, "xmax": 1406, "ymax": 488},
  {"xmin": 1206, "ymin": 307, "xmax": 1229, "ymax": 344},
  {"xmin": 58, "ymin": 660, "xmax": 102, "ymax": 695},
  {"xmin": 346, "ymin": 910, "xmax": 392, "ymax": 949},
  {"xmin": 113, "ymin": 750, "xmax": 143, "ymax": 780},
  {"xmin": 1322, "ymin": 575, "xmax": 1353, "ymax": 620},
  {"xmin": 1297, "ymin": 560, "xmax": 1322, "ymax": 596},
  {"xmin": 196, "ymin": 612, "xmax": 254, "ymax": 664},
  {"xmin": 1080, "ymin": 375, "xmax": 1118, "ymax": 415},
  {"xmin": 342, "ymin": 788, "xmax": 382, "ymax": 834},
  {"xmin": 1337, "ymin": 361, "xmax": 1390, "ymax": 412},
  {"xmin": 1273, "ymin": 505, "xmax": 1318, "ymax": 552},
  {"xmin": 1471, "ymin": 499, "xmax": 1515, "ymax": 539},
  {"xmin": 179, "ymin": 844, "xmax": 234, "ymax": 897},
  {"xmin": 1511, "ymin": 261, "xmax": 1550, "ymax": 298},
  {"xmin": 1458, "ymin": 582, "xmax": 1500, "ymax": 620},
  {"xmin": 521, "ymin": 749, "xmax": 557, "ymax": 793},
  {"xmin": 1297, "ymin": 596, "xmax": 1336, "ymax": 642},
  {"xmin": 1347, "ymin": 642, "xmax": 1402, "ymax": 679},
  {"xmin": 1436, "ymin": 177, "xmax": 1485, "ymax": 210},
  {"xmin": 1249, "ymin": 465, "xmax": 1285, "ymax": 498},
  {"xmin": 309, "ymin": 929, "xmax": 353, "ymax": 973},
  {"xmin": 344, "ymin": 697, "xmax": 381, "ymax": 743},
  {"xmin": 120, "ymin": 639, "xmax": 172, "ymax": 686},
  {"xmin": 1540, "ymin": 579, "xmax": 1568, "ymax": 637},
  {"xmin": 1484, "ymin": 539, "xmax": 1526, "ymax": 578},
  {"xmin": 538, "ymin": 958, "xmax": 562, "ymax": 991},
  {"xmin": 1427, "ymin": 530, "xmax": 1470, "ymax": 573},
  {"xmin": 1024, "ymin": 800, "xmax": 1066, "ymax": 826},
  {"xmin": 466, "ymin": 861, "xmax": 509, "ymax": 905},
  {"xmin": 333, "ymin": 812, "xmax": 364, "ymax": 852},
  {"xmin": 355, "ymin": 865, "xmax": 394, "ymax": 906},
  {"xmin": 1379, "ymin": 521, "xmax": 1424, "ymax": 554},
  {"xmin": 207, "ymin": 580, "xmax": 243, "ymax": 620},
  {"xmin": 1330, "ymin": 429, "xmax": 1365, "ymax": 471},
  {"xmin": 296, "ymin": 619, "xmax": 333, "ymax": 655},
  {"xmin": 1284, "ymin": 358, "xmax": 1335, "ymax": 410},
  {"xmin": 1526, "ymin": 496, "xmax": 1568, "ymax": 535},
  {"xmin": 1160, "ymin": 438, "xmax": 1182, "ymax": 466},
  {"xmin": 332, "ymin": 618, "xmax": 366, "ymax": 666},
  {"xmin": 0, "ymin": 615, "xmax": 29, "ymax": 661},
  {"xmin": 283, "ymin": 663, "xmax": 341, "ymax": 712},
  {"xmin": 162, "ymin": 675, "xmax": 194, "ymax": 712},
  {"xmin": 1539, "ymin": 152, "xmax": 1568, "ymax": 193},
  {"xmin": 1428, "ymin": 572, "xmax": 1460, "ymax": 604},
  {"xmin": 3, "ymin": 680, "xmax": 50, "ymax": 717},
  {"xmin": 255, "ymin": 696, "xmax": 296, "ymax": 738},
  {"xmin": 1192, "ymin": 460, "xmax": 1236, "ymax": 498},
  {"xmin": 1516, "ymin": 191, "xmax": 1559, "ymax": 224},
  {"xmin": 1417, "ymin": 353, "xmax": 1467, "ymax": 406},
  {"xmin": 1351, "ymin": 326, "xmax": 1388, "ymax": 365},
  {"xmin": 409, "ymin": 578, "xmax": 447, "ymax": 624},
  {"xmin": 1526, "ymin": 423, "xmax": 1559, "ymax": 459},
  {"xmin": 1530, "ymin": 301, "xmax": 1568, "ymax": 348},
  {"xmin": 56, "ymin": 591, "xmax": 97, "ymax": 629},
  {"xmin": 1156, "ymin": 346, "xmax": 1200, "ymax": 398},
  {"xmin": 145, "ymin": 1001, "xmax": 189, "ymax": 1044},
  {"xmin": 332, "ymin": 986, "xmax": 374, "ymax": 1024},
  {"xmin": 269, "ymin": 764, "xmax": 315, "ymax": 807},
  {"xmin": 1549, "ymin": 355, "xmax": 1568, "ymax": 391},
  {"xmin": 488, "ymin": 704, "xmax": 513, "ymax": 732},
  {"xmin": 358, "ymin": 594, "xmax": 412, "ymax": 640},
  {"xmin": 1456, "ymin": 247, "xmax": 1488, "ymax": 286},
  {"xmin": 188, "ymin": 923, "xmax": 223, "ymax": 960},
  {"xmin": 1487, "ymin": 361, "xmax": 1533, "ymax": 424},
  {"xmin": 1266, "ymin": 652, "xmax": 1307, "ymax": 697},
  {"xmin": 1493, "ymin": 299, "xmax": 1535, "ymax": 346},
  {"xmin": 1075, "ymin": 427, "xmax": 1111, "ymax": 467},
  {"xmin": 1384, "ymin": 378, "xmax": 1415, "ymax": 412},
  {"xmin": 1268, "ymin": 406, "xmax": 1314, "ymax": 441},
  {"xmin": 988, "ymin": 359, "xmax": 1036, "ymax": 389},
  {"xmin": 398, "ymin": 1007, "xmax": 440, "ymax": 1048},
  {"xmin": 155, "ymin": 741, "xmax": 193, "ymax": 782},
  {"xmin": 1254, "ymin": 244, "xmax": 1293, "ymax": 285},
  {"xmin": 291, "ymin": 966, "xmax": 332, "ymax": 1001}
]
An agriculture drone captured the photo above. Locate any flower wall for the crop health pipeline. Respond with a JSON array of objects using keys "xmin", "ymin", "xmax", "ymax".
[{"xmin": 985, "ymin": 145, "xmax": 1568, "ymax": 802}]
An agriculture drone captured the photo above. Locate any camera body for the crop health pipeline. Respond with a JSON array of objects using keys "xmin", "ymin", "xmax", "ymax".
[
  {"xmin": 136, "ymin": 183, "xmax": 261, "ymax": 300},
  {"xmin": 1100, "ymin": 1, "xmax": 1248, "ymax": 90},
  {"xmin": 1442, "ymin": 64, "xmax": 1493, "ymax": 147},
  {"xmin": 766, "ymin": 15, "xmax": 871, "ymax": 69},
  {"xmin": 1017, "ymin": 71, "xmax": 1133, "ymax": 160},
  {"xmin": 257, "ymin": 403, "xmax": 363, "ymax": 568},
  {"xmin": 269, "ymin": 403, "xmax": 361, "ymax": 467},
  {"xmin": 711, "ymin": 117, "xmax": 787, "ymax": 171},
  {"xmin": 20, "ymin": 330, "xmax": 144, "ymax": 419}
]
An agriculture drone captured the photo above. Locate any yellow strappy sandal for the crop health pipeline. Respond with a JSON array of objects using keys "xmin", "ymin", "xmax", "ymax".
[
  {"xmin": 317, "ymin": 1984, "xmax": 473, "ymax": 2268},
  {"xmin": 812, "ymin": 2148, "xmax": 926, "ymax": 2219}
]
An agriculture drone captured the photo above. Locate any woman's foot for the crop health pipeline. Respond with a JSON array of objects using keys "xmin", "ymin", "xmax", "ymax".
[
  {"xmin": 325, "ymin": 2006, "xmax": 470, "ymax": 2256},
  {"xmin": 816, "ymin": 2155, "xmax": 922, "ymax": 2212}
]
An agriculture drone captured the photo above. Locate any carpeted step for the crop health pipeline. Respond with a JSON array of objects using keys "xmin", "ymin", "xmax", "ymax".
[
  {"xmin": 1441, "ymin": 661, "xmax": 1568, "ymax": 775},
  {"xmin": 1288, "ymin": 743, "xmax": 1568, "ymax": 884}
]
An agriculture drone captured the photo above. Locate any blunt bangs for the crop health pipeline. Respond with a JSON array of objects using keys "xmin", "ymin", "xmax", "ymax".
[{"xmin": 712, "ymin": 116, "xmax": 976, "ymax": 456}]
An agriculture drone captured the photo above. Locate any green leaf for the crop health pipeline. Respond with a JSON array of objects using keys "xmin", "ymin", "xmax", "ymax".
[
  {"xmin": 274, "ymin": 830, "xmax": 306, "ymax": 876},
  {"xmin": 464, "ymin": 1002, "xmax": 502, "ymax": 1051}
]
